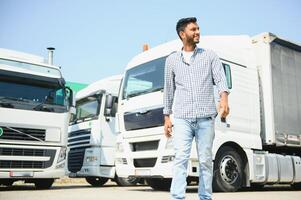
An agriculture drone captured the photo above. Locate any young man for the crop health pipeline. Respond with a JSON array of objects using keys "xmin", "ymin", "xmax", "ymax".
[{"xmin": 163, "ymin": 17, "xmax": 230, "ymax": 200}]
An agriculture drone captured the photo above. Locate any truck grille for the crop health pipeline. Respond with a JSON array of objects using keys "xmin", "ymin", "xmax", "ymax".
[
  {"xmin": 0, "ymin": 126, "xmax": 46, "ymax": 141},
  {"xmin": 67, "ymin": 148, "xmax": 86, "ymax": 173},
  {"xmin": 68, "ymin": 129, "xmax": 91, "ymax": 150},
  {"xmin": 124, "ymin": 107, "xmax": 164, "ymax": 131},
  {"xmin": 130, "ymin": 140, "xmax": 159, "ymax": 152},
  {"xmin": 0, "ymin": 161, "xmax": 44, "ymax": 168},
  {"xmin": 0, "ymin": 147, "xmax": 56, "ymax": 169},
  {"xmin": 67, "ymin": 129, "xmax": 91, "ymax": 173},
  {"xmin": 134, "ymin": 158, "xmax": 157, "ymax": 168}
]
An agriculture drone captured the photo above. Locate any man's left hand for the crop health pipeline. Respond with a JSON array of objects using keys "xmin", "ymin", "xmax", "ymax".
[{"xmin": 219, "ymin": 92, "xmax": 230, "ymax": 118}]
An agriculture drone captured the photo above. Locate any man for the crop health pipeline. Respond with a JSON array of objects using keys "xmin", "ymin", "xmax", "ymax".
[{"xmin": 163, "ymin": 17, "xmax": 230, "ymax": 200}]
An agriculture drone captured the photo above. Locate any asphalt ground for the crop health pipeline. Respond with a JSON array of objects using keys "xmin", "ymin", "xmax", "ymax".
[{"xmin": 0, "ymin": 179, "xmax": 300, "ymax": 200}]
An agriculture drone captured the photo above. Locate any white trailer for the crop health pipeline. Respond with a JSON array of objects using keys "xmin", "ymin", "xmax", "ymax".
[
  {"xmin": 0, "ymin": 48, "xmax": 74, "ymax": 189},
  {"xmin": 115, "ymin": 32, "xmax": 301, "ymax": 191},
  {"xmin": 67, "ymin": 75, "xmax": 139, "ymax": 186}
]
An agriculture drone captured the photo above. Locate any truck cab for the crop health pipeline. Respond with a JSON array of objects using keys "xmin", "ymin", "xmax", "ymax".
[
  {"xmin": 115, "ymin": 33, "xmax": 301, "ymax": 191},
  {"xmin": 0, "ymin": 48, "xmax": 74, "ymax": 189},
  {"xmin": 67, "ymin": 75, "xmax": 138, "ymax": 186}
]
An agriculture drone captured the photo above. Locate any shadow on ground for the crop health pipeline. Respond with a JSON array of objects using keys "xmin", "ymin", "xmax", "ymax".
[
  {"xmin": 127, "ymin": 184, "xmax": 300, "ymax": 193},
  {"xmin": 0, "ymin": 182, "xmax": 146, "ymax": 192}
]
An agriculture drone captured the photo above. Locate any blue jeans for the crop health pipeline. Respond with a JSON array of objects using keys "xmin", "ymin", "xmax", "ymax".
[{"xmin": 170, "ymin": 117, "xmax": 215, "ymax": 200}]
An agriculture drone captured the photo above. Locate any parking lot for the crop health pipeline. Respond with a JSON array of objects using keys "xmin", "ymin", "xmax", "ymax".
[{"xmin": 1, "ymin": 179, "xmax": 301, "ymax": 200}]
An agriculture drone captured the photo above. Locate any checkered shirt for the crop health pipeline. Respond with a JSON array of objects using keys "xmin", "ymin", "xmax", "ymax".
[{"xmin": 163, "ymin": 47, "xmax": 229, "ymax": 119}]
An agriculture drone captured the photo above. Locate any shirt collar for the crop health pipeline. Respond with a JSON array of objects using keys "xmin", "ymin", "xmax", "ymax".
[{"xmin": 180, "ymin": 46, "xmax": 201, "ymax": 64}]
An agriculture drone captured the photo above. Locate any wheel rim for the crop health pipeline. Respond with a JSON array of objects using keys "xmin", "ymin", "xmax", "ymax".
[{"xmin": 219, "ymin": 155, "xmax": 239, "ymax": 184}]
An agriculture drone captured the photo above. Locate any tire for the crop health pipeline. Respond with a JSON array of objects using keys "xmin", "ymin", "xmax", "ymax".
[
  {"xmin": 34, "ymin": 179, "xmax": 54, "ymax": 189},
  {"xmin": 251, "ymin": 183, "xmax": 264, "ymax": 190},
  {"xmin": 85, "ymin": 177, "xmax": 108, "ymax": 187},
  {"xmin": 145, "ymin": 178, "xmax": 172, "ymax": 191},
  {"xmin": 115, "ymin": 175, "xmax": 140, "ymax": 186},
  {"xmin": 292, "ymin": 182, "xmax": 301, "ymax": 190},
  {"xmin": 213, "ymin": 146, "xmax": 245, "ymax": 192},
  {"xmin": 0, "ymin": 179, "xmax": 14, "ymax": 186}
]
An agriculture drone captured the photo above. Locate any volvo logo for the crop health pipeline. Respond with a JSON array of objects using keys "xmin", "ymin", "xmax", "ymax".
[{"xmin": 0, "ymin": 127, "xmax": 3, "ymax": 137}]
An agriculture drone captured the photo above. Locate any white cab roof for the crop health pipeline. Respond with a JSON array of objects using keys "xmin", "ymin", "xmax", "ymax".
[
  {"xmin": 76, "ymin": 75, "xmax": 122, "ymax": 100},
  {"xmin": 126, "ymin": 34, "xmax": 255, "ymax": 70},
  {"xmin": 0, "ymin": 48, "xmax": 62, "ymax": 78}
]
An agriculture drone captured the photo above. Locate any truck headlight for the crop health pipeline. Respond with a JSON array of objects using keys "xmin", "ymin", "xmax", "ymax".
[
  {"xmin": 165, "ymin": 138, "xmax": 174, "ymax": 149},
  {"xmin": 116, "ymin": 142, "xmax": 124, "ymax": 153},
  {"xmin": 86, "ymin": 156, "xmax": 98, "ymax": 162},
  {"xmin": 57, "ymin": 147, "xmax": 66, "ymax": 163}
]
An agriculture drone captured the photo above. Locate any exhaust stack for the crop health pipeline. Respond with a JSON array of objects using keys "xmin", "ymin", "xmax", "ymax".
[{"xmin": 47, "ymin": 47, "xmax": 55, "ymax": 65}]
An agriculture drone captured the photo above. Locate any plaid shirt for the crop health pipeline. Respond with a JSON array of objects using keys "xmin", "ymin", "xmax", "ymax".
[{"xmin": 163, "ymin": 47, "xmax": 229, "ymax": 119}]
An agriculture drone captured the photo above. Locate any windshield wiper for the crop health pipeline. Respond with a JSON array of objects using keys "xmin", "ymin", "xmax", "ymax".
[
  {"xmin": 33, "ymin": 102, "xmax": 55, "ymax": 112},
  {"xmin": 149, "ymin": 87, "xmax": 163, "ymax": 93},
  {"xmin": 0, "ymin": 96, "xmax": 32, "ymax": 103},
  {"xmin": 74, "ymin": 114, "xmax": 97, "ymax": 123},
  {"xmin": 5, "ymin": 126, "xmax": 45, "ymax": 143},
  {"xmin": 0, "ymin": 97, "xmax": 33, "ymax": 108},
  {"xmin": 0, "ymin": 102, "xmax": 14, "ymax": 108},
  {"xmin": 127, "ymin": 87, "xmax": 163, "ymax": 98},
  {"xmin": 80, "ymin": 114, "xmax": 97, "ymax": 120},
  {"xmin": 0, "ymin": 98, "xmax": 14, "ymax": 108}
]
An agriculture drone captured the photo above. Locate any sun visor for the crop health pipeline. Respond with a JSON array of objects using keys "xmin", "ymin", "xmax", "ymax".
[{"xmin": 0, "ymin": 69, "xmax": 65, "ymax": 88}]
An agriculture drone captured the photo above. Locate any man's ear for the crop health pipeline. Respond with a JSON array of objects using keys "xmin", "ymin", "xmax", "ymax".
[{"xmin": 179, "ymin": 31, "xmax": 185, "ymax": 40}]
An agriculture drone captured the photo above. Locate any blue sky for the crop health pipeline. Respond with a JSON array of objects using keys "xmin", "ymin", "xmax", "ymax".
[{"xmin": 1, "ymin": 0, "xmax": 300, "ymax": 84}]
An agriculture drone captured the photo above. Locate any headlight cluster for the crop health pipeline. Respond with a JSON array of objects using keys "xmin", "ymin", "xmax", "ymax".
[
  {"xmin": 86, "ymin": 156, "xmax": 98, "ymax": 162},
  {"xmin": 57, "ymin": 147, "xmax": 66, "ymax": 163}
]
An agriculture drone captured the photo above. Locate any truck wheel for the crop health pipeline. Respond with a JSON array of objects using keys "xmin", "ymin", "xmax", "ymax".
[
  {"xmin": 213, "ymin": 146, "xmax": 244, "ymax": 192},
  {"xmin": 85, "ymin": 177, "xmax": 108, "ymax": 187},
  {"xmin": 292, "ymin": 182, "xmax": 301, "ymax": 190},
  {"xmin": 34, "ymin": 179, "xmax": 54, "ymax": 189},
  {"xmin": 0, "ymin": 179, "xmax": 14, "ymax": 186},
  {"xmin": 114, "ymin": 175, "xmax": 140, "ymax": 186},
  {"xmin": 146, "ymin": 178, "xmax": 172, "ymax": 191},
  {"xmin": 251, "ymin": 183, "xmax": 264, "ymax": 190}
]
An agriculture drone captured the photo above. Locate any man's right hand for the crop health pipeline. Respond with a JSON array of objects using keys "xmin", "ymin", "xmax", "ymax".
[{"xmin": 164, "ymin": 115, "xmax": 173, "ymax": 138}]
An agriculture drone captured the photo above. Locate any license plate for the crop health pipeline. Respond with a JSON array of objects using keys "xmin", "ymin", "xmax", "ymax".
[
  {"xmin": 135, "ymin": 169, "xmax": 151, "ymax": 176},
  {"xmin": 10, "ymin": 171, "xmax": 34, "ymax": 177}
]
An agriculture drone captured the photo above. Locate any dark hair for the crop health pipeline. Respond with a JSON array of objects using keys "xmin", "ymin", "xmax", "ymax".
[{"xmin": 176, "ymin": 17, "xmax": 197, "ymax": 39}]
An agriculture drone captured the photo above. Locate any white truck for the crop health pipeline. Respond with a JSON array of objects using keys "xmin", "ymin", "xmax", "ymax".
[
  {"xmin": 115, "ymin": 32, "xmax": 301, "ymax": 192},
  {"xmin": 0, "ymin": 48, "xmax": 74, "ymax": 189},
  {"xmin": 67, "ymin": 75, "xmax": 139, "ymax": 186}
]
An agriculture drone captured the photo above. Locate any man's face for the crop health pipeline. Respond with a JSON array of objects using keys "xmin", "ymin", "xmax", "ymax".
[{"xmin": 180, "ymin": 22, "xmax": 200, "ymax": 44}]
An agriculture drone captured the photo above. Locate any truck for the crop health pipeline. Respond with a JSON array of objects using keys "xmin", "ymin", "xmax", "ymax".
[
  {"xmin": 67, "ymin": 75, "xmax": 139, "ymax": 186},
  {"xmin": 115, "ymin": 32, "xmax": 301, "ymax": 192},
  {"xmin": 0, "ymin": 48, "xmax": 74, "ymax": 189}
]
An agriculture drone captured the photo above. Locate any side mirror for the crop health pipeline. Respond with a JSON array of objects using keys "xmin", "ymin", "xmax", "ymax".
[
  {"xmin": 104, "ymin": 94, "xmax": 118, "ymax": 117},
  {"xmin": 104, "ymin": 94, "xmax": 113, "ymax": 117},
  {"xmin": 65, "ymin": 87, "xmax": 75, "ymax": 107},
  {"xmin": 222, "ymin": 63, "xmax": 232, "ymax": 89},
  {"xmin": 65, "ymin": 87, "xmax": 76, "ymax": 116},
  {"xmin": 70, "ymin": 106, "xmax": 76, "ymax": 115}
]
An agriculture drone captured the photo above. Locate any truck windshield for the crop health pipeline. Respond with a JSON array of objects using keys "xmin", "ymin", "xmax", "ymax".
[
  {"xmin": 72, "ymin": 95, "xmax": 102, "ymax": 122},
  {"xmin": 0, "ymin": 80, "xmax": 68, "ymax": 113},
  {"xmin": 122, "ymin": 57, "xmax": 165, "ymax": 99}
]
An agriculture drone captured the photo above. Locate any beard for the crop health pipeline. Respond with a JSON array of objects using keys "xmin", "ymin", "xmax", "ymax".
[{"xmin": 186, "ymin": 35, "xmax": 199, "ymax": 45}]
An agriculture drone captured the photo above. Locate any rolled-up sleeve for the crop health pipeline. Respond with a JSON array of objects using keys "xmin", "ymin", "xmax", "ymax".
[
  {"xmin": 163, "ymin": 56, "xmax": 175, "ymax": 115},
  {"xmin": 211, "ymin": 52, "xmax": 230, "ymax": 95}
]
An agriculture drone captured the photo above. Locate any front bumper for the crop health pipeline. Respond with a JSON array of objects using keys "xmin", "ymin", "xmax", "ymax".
[
  {"xmin": 0, "ymin": 144, "xmax": 66, "ymax": 179},
  {"xmin": 68, "ymin": 165, "xmax": 115, "ymax": 178}
]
